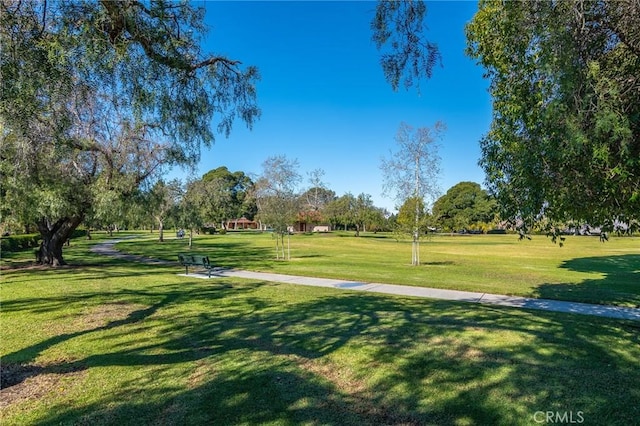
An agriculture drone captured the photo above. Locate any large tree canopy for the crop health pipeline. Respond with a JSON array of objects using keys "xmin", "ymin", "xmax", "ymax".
[
  {"xmin": 201, "ymin": 166, "xmax": 257, "ymax": 223},
  {"xmin": 466, "ymin": 0, "xmax": 640, "ymax": 231},
  {"xmin": 0, "ymin": 0, "xmax": 260, "ymax": 265},
  {"xmin": 432, "ymin": 182, "xmax": 497, "ymax": 232}
]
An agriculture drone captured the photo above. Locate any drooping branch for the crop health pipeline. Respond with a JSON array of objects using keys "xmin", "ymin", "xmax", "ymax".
[
  {"xmin": 372, "ymin": 0, "xmax": 441, "ymax": 91},
  {"xmin": 1, "ymin": 0, "xmax": 261, "ymax": 267},
  {"xmin": 99, "ymin": 0, "xmax": 242, "ymax": 74}
]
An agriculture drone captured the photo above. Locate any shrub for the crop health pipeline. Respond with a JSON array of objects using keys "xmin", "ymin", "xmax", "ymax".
[
  {"xmin": 1, "ymin": 234, "xmax": 41, "ymax": 252},
  {"xmin": 487, "ymin": 229, "xmax": 507, "ymax": 235},
  {"xmin": 1, "ymin": 229, "xmax": 87, "ymax": 252},
  {"xmin": 70, "ymin": 229, "xmax": 87, "ymax": 239}
]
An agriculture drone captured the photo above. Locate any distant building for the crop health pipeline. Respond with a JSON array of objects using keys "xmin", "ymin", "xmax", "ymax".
[
  {"xmin": 290, "ymin": 221, "xmax": 331, "ymax": 233},
  {"xmin": 226, "ymin": 217, "xmax": 258, "ymax": 230}
]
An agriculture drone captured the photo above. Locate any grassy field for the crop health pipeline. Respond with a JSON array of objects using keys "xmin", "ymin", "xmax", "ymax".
[
  {"xmin": 117, "ymin": 231, "xmax": 640, "ymax": 307},
  {"xmin": 1, "ymin": 233, "xmax": 639, "ymax": 425}
]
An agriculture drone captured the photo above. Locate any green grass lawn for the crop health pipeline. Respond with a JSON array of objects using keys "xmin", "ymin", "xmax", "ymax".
[
  {"xmin": 117, "ymin": 231, "xmax": 640, "ymax": 307},
  {"xmin": 1, "ymin": 233, "xmax": 639, "ymax": 425}
]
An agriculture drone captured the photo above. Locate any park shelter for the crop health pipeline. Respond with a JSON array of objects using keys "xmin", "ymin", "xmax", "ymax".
[{"xmin": 226, "ymin": 217, "xmax": 258, "ymax": 230}]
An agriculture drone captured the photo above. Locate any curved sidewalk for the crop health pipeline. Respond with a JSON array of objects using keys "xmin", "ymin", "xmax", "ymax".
[
  {"xmin": 93, "ymin": 239, "xmax": 640, "ymax": 322},
  {"xmin": 199, "ymin": 269, "xmax": 640, "ymax": 321}
]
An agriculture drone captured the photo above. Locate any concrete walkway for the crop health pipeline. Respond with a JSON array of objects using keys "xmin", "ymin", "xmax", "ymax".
[
  {"xmin": 93, "ymin": 238, "xmax": 640, "ymax": 322},
  {"xmin": 90, "ymin": 236, "xmax": 172, "ymax": 265}
]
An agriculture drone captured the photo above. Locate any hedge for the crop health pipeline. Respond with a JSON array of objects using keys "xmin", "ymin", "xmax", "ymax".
[
  {"xmin": 486, "ymin": 229, "xmax": 507, "ymax": 234},
  {"xmin": 1, "ymin": 234, "xmax": 41, "ymax": 252},
  {"xmin": 1, "ymin": 229, "xmax": 86, "ymax": 252}
]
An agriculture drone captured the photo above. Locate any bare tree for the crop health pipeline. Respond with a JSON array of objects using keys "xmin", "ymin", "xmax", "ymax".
[
  {"xmin": 381, "ymin": 121, "xmax": 445, "ymax": 265},
  {"xmin": 304, "ymin": 169, "xmax": 331, "ymax": 212},
  {"xmin": 254, "ymin": 156, "xmax": 301, "ymax": 260},
  {"xmin": 298, "ymin": 169, "xmax": 335, "ymax": 230}
]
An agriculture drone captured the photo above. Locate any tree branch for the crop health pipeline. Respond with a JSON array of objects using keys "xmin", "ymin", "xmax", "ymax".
[{"xmin": 99, "ymin": 0, "xmax": 242, "ymax": 73}]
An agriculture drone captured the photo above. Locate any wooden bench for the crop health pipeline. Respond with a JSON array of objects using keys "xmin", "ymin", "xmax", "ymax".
[{"xmin": 178, "ymin": 253, "xmax": 215, "ymax": 278}]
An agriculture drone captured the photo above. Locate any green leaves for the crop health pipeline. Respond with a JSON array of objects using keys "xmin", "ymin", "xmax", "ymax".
[
  {"xmin": 432, "ymin": 182, "xmax": 497, "ymax": 232},
  {"xmin": 1, "ymin": 0, "xmax": 261, "ymax": 262},
  {"xmin": 372, "ymin": 0, "xmax": 441, "ymax": 91},
  {"xmin": 467, "ymin": 0, "xmax": 640, "ymax": 227}
]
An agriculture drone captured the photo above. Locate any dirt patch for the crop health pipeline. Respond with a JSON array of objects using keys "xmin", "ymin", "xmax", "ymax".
[
  {"xmin": 292, "ymin": 356, "xmax": 423, "ymax": 424},
  {"xmin": 78, "ymin": 302, "xmax": 147, "ymax": 329},
  {"xmin": 0, "ymin": 262, "xmax": 49, "ymax": 272},
  {"xmin": 294, "ymin": 357, "xmax": 368, "ymax": 395},
  {"xmin": 187, "ymin": 360, "xmax": 213, "ymax": 390},
  {"xmin": 0, "ymin": 360, "xmax": 86, "ymax": 409},
  {"xmin": 1, "ymin": 303, "xmax": 146, "ymax": 411},
  {"xmin": 51, "ymin": 302, "xmax": 149, "ymax": 334}
]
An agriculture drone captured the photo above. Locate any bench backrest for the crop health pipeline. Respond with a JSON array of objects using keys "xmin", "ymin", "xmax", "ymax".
[
  {"xmin": 178, "ymin": 253, "xmax": 210, "ymax": 266},
  {"xmin": 191, "ymin": 255, "xmax": 210, "ymax": 266}
]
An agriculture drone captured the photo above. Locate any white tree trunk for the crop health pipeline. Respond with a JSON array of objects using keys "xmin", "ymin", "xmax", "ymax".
[
  {"xmin": 281, "ymin": 234, "xmax": 285, "ymax": 259},
  {"xmin": 411, "ymin": 231, "xmax": 420, "ymax": 266},
  {"xmin": 413, "ymin": 155, "xmax": 421, "ymax": 266}
]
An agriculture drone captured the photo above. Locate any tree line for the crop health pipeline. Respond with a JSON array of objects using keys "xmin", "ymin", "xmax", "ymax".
[{"xmin": 80, "ymin": 160, "xmax": 500, "ymax": 244}]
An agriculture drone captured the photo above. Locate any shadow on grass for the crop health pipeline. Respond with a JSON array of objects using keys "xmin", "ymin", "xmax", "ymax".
[
  {"xmin": 533, "ymin": 254, "xmax": 640, "ymax": 307},
  {"xmin": 117, "ymin": 238, "xmax": 275, "ymax": 271},
  {"xmin": 4, "ymin": 277, "xmax": 640, "ymax": 425},
  {"xmin": 0, "ymin": 260, "xmax": 178, "ymax": 288},
  {"xmin": 332, "ymin": 233, "xmax": 394, "ymax": 239},
  {"xmin": 2, "ymin": 236, "xmax": 270, "ymax": 286},
  {"xmin": 357, "ymin": 233, "xmax": 394, "ymax": 239},
  {"xmin": 2, "ymin": 282, "xmax": 264, "ymax": 378},
  {"xmin": 421, "ymin": 260, "xmax": 456, "ymax": 266}
]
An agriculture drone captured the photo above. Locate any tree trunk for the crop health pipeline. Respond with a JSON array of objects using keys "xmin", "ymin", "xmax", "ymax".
[
  {"xmin": 412, "ymin": 231, "xmax": 420, "ymax": 266},
  {"xmin": 36, "ymin": 216, "xmax": 83, "ymax": 266},
  {"xmin": 414, "ymin": 155, "xmax": 421, "ymax": 266},
  {"xmin": 281, "ymin": 234, "xmax": 285, "ymax": 260},
  {"xmin": 156, "ymin": 218, "xmax": 164, "ymax": 242}
]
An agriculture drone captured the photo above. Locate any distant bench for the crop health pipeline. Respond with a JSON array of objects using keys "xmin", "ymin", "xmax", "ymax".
[{"xmin": 178, "ymin": 253, "xmax": 215, "ymax": 278}]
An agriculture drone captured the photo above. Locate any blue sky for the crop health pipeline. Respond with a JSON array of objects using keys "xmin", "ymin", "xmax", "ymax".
[{"xmin": 180, "ymin": 1, "xmax": 491, "ymax": 212}]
